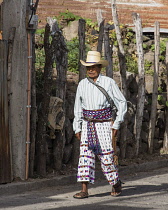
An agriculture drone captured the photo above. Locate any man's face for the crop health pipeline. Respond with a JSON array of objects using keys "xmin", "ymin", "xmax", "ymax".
[{"xmin": 86, "ymin": 64, "xmax": 101, "ymax": 80}]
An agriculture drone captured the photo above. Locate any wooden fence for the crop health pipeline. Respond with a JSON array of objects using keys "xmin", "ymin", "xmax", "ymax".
[{"xmin": 0, "ymin": 40, "xmax": 11, "ymax": 184}]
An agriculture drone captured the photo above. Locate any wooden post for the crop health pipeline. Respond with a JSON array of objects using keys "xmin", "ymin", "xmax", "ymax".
[
  {"xmin": 29, "ymin": 0, "xmax": 39, "ymax": 178},
  {"xmin": 162, "ymin": 42, "xmax": 168, "ymax": 153},
  {"xmin": 3, "ymin": 0, "xmax": 30, "ymax": 180},
  {"xmin": 97, "ymin": 19, "xmax": 105, "ymax": 54},
  {"xmin": 132, "ymin": 13, "xmax": 146, "ymax": 156},
  {"xmin": 148, "ymin": 21, "xmax": 160, "ymax": 154},
  {"xmin": 36, "ymin": 23, "xmax": 54, "ymax": 177},
  {"xmin": 96, "ymin": 9, "xmax": 103, "ymax": 27},
  {"xmin": 78, "ymin": 19, "xmax": 86, "ymax": 82},
  {"xmin": 52, "ymin": 20, "xmax": 68, "ymax": 171},
  {"xmin": 111, "ymin": 0, "xmax": 127, "ymax": 96},
  {"xmin": 0, "ymin": 40, "xmax": 12, "ymax": 183},
  {"xmin": 29, "ymin": 33, "xmax": 37, "ymax": 177},
  {"xmin": 104, "ymin": 24, "xmax": 113, "ymax": 78},
  {"xmin": 111, "ymin": 0, "xmax": 127, "ymax": 158}
]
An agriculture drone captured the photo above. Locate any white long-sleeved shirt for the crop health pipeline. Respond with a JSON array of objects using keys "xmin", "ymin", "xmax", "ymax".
[{"xmin": 73, "ymin": 74, "xmax": 127, "ymax": 134}]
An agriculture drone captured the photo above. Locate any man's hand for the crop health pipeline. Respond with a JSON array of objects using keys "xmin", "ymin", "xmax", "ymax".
[
  {"xmin": 75, "ymin": 132, "xmax": 81, "ymax": 140},
  {"xmin": 112, "ymin": 129, "xmax": 118, "ymax": 137}
]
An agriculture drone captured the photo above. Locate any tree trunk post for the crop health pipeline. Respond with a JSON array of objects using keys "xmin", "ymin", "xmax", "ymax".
[
  {"xmin": 78, "ymin": 19, "xmax": 86, "ymax": 82},
  {"xmin": 96, "ymin": 9, "xmax": 103, "ymax": 27},
  {"xmin": 0, "ymin": 40, "xmax": 12, "ymax": 184},
  {"xmin": 52, "ymin": 20, "xmax": 68, "ymax": 171},
  {"xmin": 2, "ymin": 0, "xmax": 29, "ymax": 180},
  {"xmin": 97, "ymin": 19, "xmax": 105, "ymax": 54},
  {"xmin": 36, "ymin": 23, "xmax": 54, "ymax": 177},
  {"xmin": 111, "ymin": 0, "xmax": 127, "ymax": 159},
  {"xmin": 29, "ymin": 33, "xmax": 37, "ymax": 177},
  {"xmin": 148, "ymin": 21, "xmax": 160, "ymax": 154},
  {"xmin": 132, "ymin": 13, "xmax": 145, "ymax": 156},
  {"xmin": 162, "ymin": 42, "xmax": 168, "ymax": 153},
  {"xmin": 104, "ymin": 24, "xmax": 113, "ymax": 78}
]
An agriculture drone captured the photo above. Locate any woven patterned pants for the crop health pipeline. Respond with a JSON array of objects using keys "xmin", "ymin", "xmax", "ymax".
[{"xmin": 77, "ymin": 120, "xmax": 119, "ymax": 185}]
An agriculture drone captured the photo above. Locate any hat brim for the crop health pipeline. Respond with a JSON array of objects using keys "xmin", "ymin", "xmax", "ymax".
[{"xmin": 80, "ymin": 60, "xmax": 108, "ymax": 67}]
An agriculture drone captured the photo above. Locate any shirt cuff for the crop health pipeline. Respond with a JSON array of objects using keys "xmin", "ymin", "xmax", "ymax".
[
  {"xmin": 112, "ymin": 121, "xmax": 120, "ymax": 130},
  {"xmin": 75, "ymin": 129, "xmax": 81, "ymax": 134}
]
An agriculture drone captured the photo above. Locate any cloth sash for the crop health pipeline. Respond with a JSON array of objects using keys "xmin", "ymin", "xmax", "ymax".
[{"xmin": 83, "ymin": 107, "xmax": 112, "ymax": 154}]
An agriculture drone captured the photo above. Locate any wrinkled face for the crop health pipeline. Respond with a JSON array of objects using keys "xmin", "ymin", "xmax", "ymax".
[{"xmin": 86, "ymin": 64, "xmax": 102, "ymax": 81}]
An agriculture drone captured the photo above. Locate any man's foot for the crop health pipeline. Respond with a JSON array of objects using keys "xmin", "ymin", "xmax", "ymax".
[
  {"xmin": 73, "ymin": 191, "xmax": 89, "ymax": 199},
  {"xmin": 111, "ymin": 180, "xmax": 122, "ymax": 197}
]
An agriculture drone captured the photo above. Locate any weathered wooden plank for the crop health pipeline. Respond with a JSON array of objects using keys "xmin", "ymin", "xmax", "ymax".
[
  {"xmin": 132, "ymin": 12, "xmax": 146, "ymax": 156},
  {"xmin": 0, "ymin": 40, "xmax": 12, "ymax": 184},
  {"xmin": 52, "ymin": 19, "xmax": 68, "ymax": 171},
  {"xmin": 148, "ymin": 21, "xmax": 160, "ymax": 154},
  {"xmin": 29, "ymin": 33, "xmax": 37, "ymax": 177},
  {"xmin": 111, "ymin": 0, "xmax": 127, "ymax": 158},
  {"xmin": 78, "ymin": 19, "xmax": 86, "ymax": 82},
  {"xmin": 36, "ymin": 23, "xmax": 54, "ymax": 177},
  {"xmin": 104, "ymin": 24, "xmax": 113, "ymax": 78},
  {"xmin": 97, "ymin": 19, "xmax": 105, "ymax": 54},
  {"xmin": 162, "ymin": 41, "xmax": 168, "ymax": 153}
]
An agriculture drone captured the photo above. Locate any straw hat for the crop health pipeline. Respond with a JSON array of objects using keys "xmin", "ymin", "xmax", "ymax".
[{"xmin": 80, "ymin": 51, "xmax": 108, "ymax": 67}]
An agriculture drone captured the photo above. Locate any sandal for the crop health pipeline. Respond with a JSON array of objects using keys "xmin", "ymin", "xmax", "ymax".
[
  {"xmin": 111, "ymin": 180, "xmax": 122, "ymax": 197},
  {"xmin": 73, "ymin": 191, "xmax": 89, "ymax": 199}
]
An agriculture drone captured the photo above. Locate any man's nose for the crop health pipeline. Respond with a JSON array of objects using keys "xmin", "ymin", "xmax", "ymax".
[{"xmin": 87, "ymin": 68, "xmax": 94, "ymax": 71}]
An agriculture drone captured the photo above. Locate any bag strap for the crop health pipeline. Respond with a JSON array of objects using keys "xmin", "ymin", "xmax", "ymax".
[
  {"xmin": 87, "ymin": 77, "xmax": 116, "ymax": 112},
  {"xmin": 87, "ymin": 77, "xmax": 118, "ymax": 157}
]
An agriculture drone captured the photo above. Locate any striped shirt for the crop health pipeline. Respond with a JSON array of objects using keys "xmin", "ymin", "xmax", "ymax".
[{"xmin": 73, "ymin": 74, "xmax": 127, "ymax": 134}]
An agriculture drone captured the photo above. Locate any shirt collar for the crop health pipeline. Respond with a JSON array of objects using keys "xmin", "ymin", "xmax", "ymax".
[
  {"xmin": 87, "ymin": 74, "xmax": 102, "ymax": 84},
  {"xmin": 96, "ymin": 74, "xmax": 102, "ymax": 84}
]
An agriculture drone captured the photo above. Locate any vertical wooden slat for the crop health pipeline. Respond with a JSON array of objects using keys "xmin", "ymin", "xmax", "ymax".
[
  {"xmin": 148, "ymin": 21, "xmax": 160, "ymax": 154},
  {"xmin": 111, "ymin": 0, "xmax": 127, "ymax": 159},
  {"xmin": 97, "ymin": 19, "xmax": 105, "ymax": 54},
  {"xmin": 132, "ymin": 13, "xmax": 146, "ymax": 156},
  {"xmin": 0, "ymin": 40, "xmax": 12, "ymax": 183},
  {"xmin": 104, "ymin": 24, "xmax": 113, "ymax": 78},
  {"xmin": 0, "ymin": 4, "xmax": 2, "ymax": 36},
  {"xmin": 78, "ymin": 19, "xmax": 86, "ymax": 82},
  {"xmin": 29, "ymin": 33, "xmax": 37, "ymax": 177},
  {"xmin": 163, "ymin": 42, "xmax": 168, "ymax": 153}
]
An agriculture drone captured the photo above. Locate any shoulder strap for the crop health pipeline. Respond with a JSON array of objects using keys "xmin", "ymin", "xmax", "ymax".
[{"xmin": 87, "ymin": 77, "xmax": 116, "ymax": 111}]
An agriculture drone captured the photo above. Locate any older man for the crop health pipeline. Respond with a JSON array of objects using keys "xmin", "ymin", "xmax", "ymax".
[{"xmin": 73, "ymin": 51, "xmax": 127, "ymax": 199}]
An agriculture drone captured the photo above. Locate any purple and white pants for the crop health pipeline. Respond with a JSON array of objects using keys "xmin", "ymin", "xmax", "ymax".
[{"xmin": 77, "ymin": 120, "xmax": 119, "ymax": 185}]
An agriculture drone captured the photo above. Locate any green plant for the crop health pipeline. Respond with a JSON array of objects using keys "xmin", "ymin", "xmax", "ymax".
[
  {"xmin": 166, "ymin": 101, "xmax": 168, "ymax": 107},
  {"xmin": 35, "ymin": 47, "xmax": 45, "ymax": 91},
  {"xmin": 144, "ymin": 60, "xmax": 153, "ymax": 75},
  {"xmin": 109, "ymin": 30, "xmax": 118, "ymax": 46},
  {"xmin": 143, "ymin": 43, "xmax": 148, "ymax": 50},
  {"xmin": 150, "ymin": 38, "xmax": 168, "ymax": 61},
  {"xmin": 157, "ymin": 94, "xmax": 165, "ymax": 105},
  {"xmin": 85, "ymin": 18, "xmax": 99, "ymax": 31},
  {"xmin": 66, "ymin": 38, "xmax": 79, "ymax": 73},
  {"xmin": 126, "ymin": 54, "xmax": 138, "ymax": 74},
  {"xmin": 157, "ymin": 83, "xmax": 167, "ymax": 106},
  {"xmin": 66, "ymin": 38, "xmax": 90, "ymax": 73},
  {"xmin": 56, "ymin": 10, "xmax": 81, "ymax": 23}
]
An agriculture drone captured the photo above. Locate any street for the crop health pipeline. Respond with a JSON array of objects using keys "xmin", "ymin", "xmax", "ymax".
[{"xmin": 0, "ymin": 167, "xmax": 168, "ymax": 210}]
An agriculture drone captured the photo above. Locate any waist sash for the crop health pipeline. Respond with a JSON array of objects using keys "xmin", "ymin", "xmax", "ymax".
[{"xmin": 83, "ymin": 107, "xmax": 112, "ymax": 154}]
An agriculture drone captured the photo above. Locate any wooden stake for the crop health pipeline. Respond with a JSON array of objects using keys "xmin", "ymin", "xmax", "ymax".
[
  {"xmin": 111, "ymin": 0, "xmax": 127, "ymax": 158},
  {"xmin": 78, "ymin": 19, "xmax": 86, "ymax": 82},
  {"xmin": 132, "ymin": 13, "xmax": 145, "ymax": 156},
  {"xmin": 148, "ymin": 21, "xmax": 160, "ymax": 154},
  {"xmin": 162, "ymin": 42, "xmax": 168, "ymax": 153}
]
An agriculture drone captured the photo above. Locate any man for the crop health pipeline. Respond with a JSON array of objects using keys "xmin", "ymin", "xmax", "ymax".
[{"xmin": 73, "ymin": 51, "xmax": 127, "ymax": 199}]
